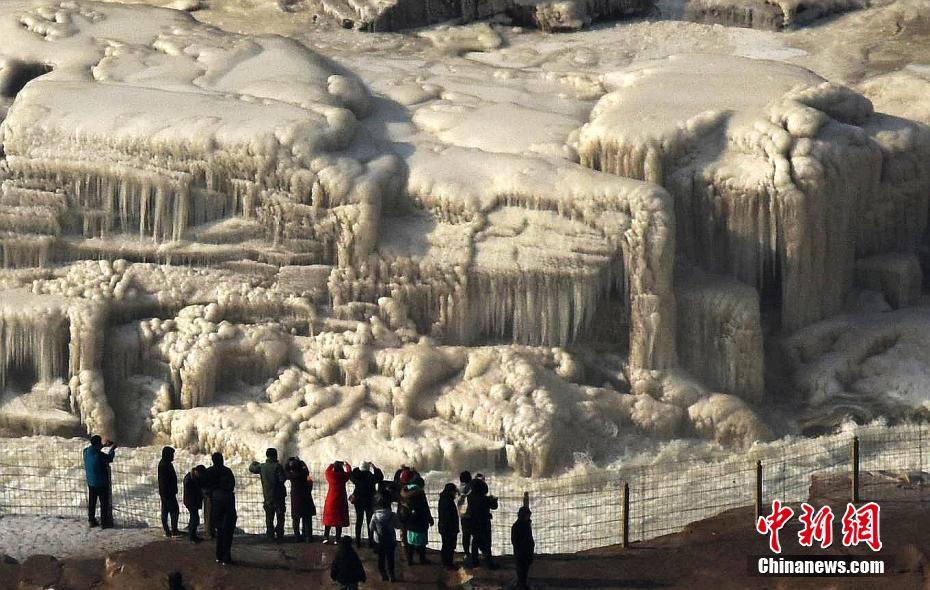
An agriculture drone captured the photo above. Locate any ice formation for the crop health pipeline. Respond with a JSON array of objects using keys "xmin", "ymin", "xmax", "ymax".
[
  {"xmin": 784, "ymin": 307, "xmax": 930, "ymax": 431},
  {"xmin": 579, "ymin": 54, "xmax": 930, "ymax": 335},
  {"xmin": 668, "ymin": 0, "xmax": 869, "ymax": 30},
  {"xmin": 1, "ymin": 0, "xmax": 929, "ymax": 477}
]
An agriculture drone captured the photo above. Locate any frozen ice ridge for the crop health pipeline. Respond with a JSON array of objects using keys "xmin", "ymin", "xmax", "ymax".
[{"xmin": 1, "ymin": 3, "xmax": 928, "ymax": 475}]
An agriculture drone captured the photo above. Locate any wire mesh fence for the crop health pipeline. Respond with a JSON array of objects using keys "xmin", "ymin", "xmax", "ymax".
[{"xmin": 2, "ymin": 423, "xmax": 930, "ymax": 555}]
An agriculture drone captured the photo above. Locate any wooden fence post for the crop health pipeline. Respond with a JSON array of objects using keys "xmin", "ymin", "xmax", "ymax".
[
  {"xmin": 755, "ymin": 460, "xmax": 763, "ymax": 520},
  {"xmin": 523, "ymin": 491, "xmax": 529, "ymax": 509},
  {"xmin": 622, "ymin": 482, "xmax": 630, "ymax": 548},
  {"xmin": 851, "ymin": 436, "xmax": 860, "ymax": 503}
]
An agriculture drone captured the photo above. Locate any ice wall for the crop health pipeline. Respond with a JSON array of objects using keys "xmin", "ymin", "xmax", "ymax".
[
  {"xmin": 0, "ymin": 2, "xmax": 391, "ymax": 270},
  {"xmin": 580, "ymin": 55, "xmax": 930, "ymax": 335},
  {"xmin": 680, "ymin": 0, "xmax": 867, "ymax": 30},
  {"xmin": 783, "ymin": 308, "xmax": 930, "ymax": 431},
  {"xmin": 2, "ymin": 3, "xmax": 862, "ymax": 472},
  {"xmin": 0, "ymin": 288, "xmax": 113, "ymax": 437},
  {"xmin": 337, "ymin": 0, "xmax": 653, "ymax": 31},
  {"xmin": 675, "ymin": 267, "xmax": 764, "ymax": 401}
]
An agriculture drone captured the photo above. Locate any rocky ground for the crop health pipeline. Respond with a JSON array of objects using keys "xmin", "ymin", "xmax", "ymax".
[{"xmin": 2, "ymin": 473, "xmax": 928, "ymax": 589}]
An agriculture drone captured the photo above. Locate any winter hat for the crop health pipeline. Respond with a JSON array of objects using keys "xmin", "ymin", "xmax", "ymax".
[
  {"xmin": 361, "ymin": 461, "xmax": 372, "ymax": 472},
  {"xmin": 400, "ymin": 469, "xmax": 414, "ymax": 484}
]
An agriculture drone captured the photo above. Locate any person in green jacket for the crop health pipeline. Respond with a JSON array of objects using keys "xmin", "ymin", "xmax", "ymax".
[{"xmin": 249, "ymin": 448, "xmax": 287, "ymax": 540}]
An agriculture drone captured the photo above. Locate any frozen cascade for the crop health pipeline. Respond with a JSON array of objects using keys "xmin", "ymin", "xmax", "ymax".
[
  {"xmin": 509, "ymin": 0, "xmax": 653, "ymax": 32},
  {"xmin": 0, "ymin": 288, "xmax": 114, "ymax": 436},
  {"xmin": 401, "ymin": 146, "xmax": 678, "ymax": 369},
  {"xmin": 0, "ymin": 2, "xmax": 390, "ymax": 269},
  {"xmin": 579, "ymin": 55, "xmax": 930, "ymax": 333},
  {"xmin": 678, "ymin": 0, "xmax": 867, "ymax": 30},
  {"xmin": 0, "ymin": 301, "xmax": 69, "ymax": 392},
  {"xmin": 675, "ymin": 266, "xmax": 764, "ymax": 402},
  {"xmin": 336, "ymin": 0, "xmax": 653, "ymax": 32},
  {"xmin": 854, "ymin": 254, "xmax": 923, "ymax": 310},
  {"xmin": 0, "ymin": 2, "xmax": 831, "ymax": 473}
]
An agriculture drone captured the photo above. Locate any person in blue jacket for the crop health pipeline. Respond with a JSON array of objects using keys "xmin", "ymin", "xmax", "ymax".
[{"xmin": 83, "ymin": 435, "xmax": 117, "ymax": 528}]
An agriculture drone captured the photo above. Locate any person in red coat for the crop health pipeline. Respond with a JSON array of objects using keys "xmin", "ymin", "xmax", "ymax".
[{"xmin": 323, "ymin": 460, "xmax": 351, "ymax": 544}]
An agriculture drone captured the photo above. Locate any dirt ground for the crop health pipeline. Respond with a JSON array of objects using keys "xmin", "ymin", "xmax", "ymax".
[{"xmin": 3, "ymin": 473, "xmax": 929, "ymax": 590}]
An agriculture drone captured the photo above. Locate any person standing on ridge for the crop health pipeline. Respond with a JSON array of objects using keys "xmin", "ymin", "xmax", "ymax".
[
  {"xmin": 466, "ymin": 477, "xmax": 498, "ymax": 568},
  {"xmin": 205, "ymin": 452, "xmax": 237, "ymax": 565},
  {"xmin": 323, "ymin": 460, "xmax": 351, "ymax": 543},
  {"xmin": 249, "ymin": 448, "xmax": 287, "ymax": 540},
  {"xmin": 457, "ymin": 471, "xmax": 474, "ymax": 561},
  {"xmin": 83, "ymin": 435, "xmax": 116, "ymax": 529},
  {"xmin": 438, "ymin": 482, "xmax": 460, "ymax": 569},
  {"xmin": 369, "ymin": 495, "xmax": 399, "ymax": 582},
  {"xmin": 183, "ymin": 464, "xmax": 206, "ymax": 543},
  {"xmin": 349, "ymin": 461, "xmax": 384, "ymax": 547},
  {"xmin": 511, "ymin": 506, "xmax": 535, "ymax": 590},
  {"xmin": 158, "ymin": 446, "xmax": 181, "ymax": 537},
  {"xmin": 400, "ymin": 479, "xmax": 433, "ymax": 566},
  {"xmin": 285, "ymin": 456, "xmax": 316, "ymax": 542},
  {"xmin": 395, "ymin": 466, "xmax": 421, "ymax": 546}
]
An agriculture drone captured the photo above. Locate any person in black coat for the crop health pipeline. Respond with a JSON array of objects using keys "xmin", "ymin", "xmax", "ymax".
[
  {"xmin": 183, "ymin": 465, "xmax": 206, "ymax": 543},
  {"xmin": 158, "ymin": 446, "xmax": 180, "ymax": 537},
  {"xmin": 330, "ymin": 536, "xmax": 367, "ymax": 590},
  {"xmin": 400, "ymin": 482, "xmax": 433, "ymax": 565},
  {"xmin": 465, "ymin": 478, "xmax": 498, "ymax": 568},
  {"xmin": 349, "ymin": 461, "xmax": 384, "ymax": 548},
  {"xmin": 511, "ymin": 506, "xmax": 535, "ymax": 590},
  {"xmin": 285, "ymin": 457, "xmax": 316, "ymax": 542},
  {"xmin": 438, "ymin": 483, "xmax": 460, "ymax": 569},
  {"xmin": 204, "ymin": 452, "xmax": 237, "ymax": 565}
]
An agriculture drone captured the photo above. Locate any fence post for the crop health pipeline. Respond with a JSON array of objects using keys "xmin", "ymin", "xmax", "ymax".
[
  {"xmin": 621, "ymin": 482, "xmax": 630, "ymax": 548},
  {"xmin": 851, "ymin": 436, "xmax": 860, "ymax": 503},
  {"xmin": 522, "ymin": 491, "xmax": 529, "ymax": 509},
  {"xmin": 754, "ymin": 460, "xmax": 763, "ymax": 520}
]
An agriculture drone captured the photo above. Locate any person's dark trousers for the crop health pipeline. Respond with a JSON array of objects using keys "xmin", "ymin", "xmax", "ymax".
[
  {"xmin": 161, "ymin": 495, "xmax": 180, "ymax": 534},
  {"xmin": 88, "ymin": 486, "xmax": 103, "ymax": 525},
  {"xmin": 440, "ymin": 530, "xmax": 457, "ymax": 567},
  {"xmin": 88, "ymin": 485, "xmax": 113, "ymax": 527},
  {"xmin": 263, "ymin": 500, "xmax": 285, "ymax": 539},
  {"xmin": 324, "ymin": 525, "xmax": 343, "ymax": 541},
  {"xmin": 213, "ymin": 496, "xmax": 236, "ymax": 563},
  {"xmin": 515, "ymin": 557, "xmax": 531, "ymax": 589},
  {"xmin": 471, "ymin": 525, "xmax": 493, "ymax": 566},
  {"xmin": 405, "ymin": 544, "xmax": 427, "ymax": 565},
  {"xmin": 354, "ymin": 502, "xmax": 373, "ymax": 547},
  {"xmin": 377, "ymin": 542, "xmax": 396, "ymax": 581},
  {"xmin": 188, "ymin": 508, "xmax": 200, "ymax": 541},
  {"xmin": 102, "ymin": 485, "xmax": 114, "ymax": 528},
  {"xmin": 460, "ymin": 519, "xmax": 472, "ymax": 558},
  {"xmin": 293, "ymin": 513, "xmax": 312, "ymax": 541}
]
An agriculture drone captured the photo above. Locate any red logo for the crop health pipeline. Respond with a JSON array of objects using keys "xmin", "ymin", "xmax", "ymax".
[
  {"xmin": 798, "ymin": 503, "xmax": 834, "ymax": 549},
  {"xmin": 841, "ymin": 502, "xmax": 882, "ymax": 552},
  {"xmin": 757, "ymin": 501, "xmax": 882, "ymax": 553},
  {"xmin": 756, "ymin": 500, "xmax": 794, "ymax": 553}
]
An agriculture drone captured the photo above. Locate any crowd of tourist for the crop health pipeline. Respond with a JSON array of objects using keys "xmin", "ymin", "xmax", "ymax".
[{"xmin": 82, "ymin": 437, "xmax": 536, "ymax": 589}]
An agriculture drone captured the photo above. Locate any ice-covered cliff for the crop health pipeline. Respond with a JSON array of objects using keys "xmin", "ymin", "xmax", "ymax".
[{"xmin": 1, "ymin": 1, "xmax": 928, "ymax": 475}]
